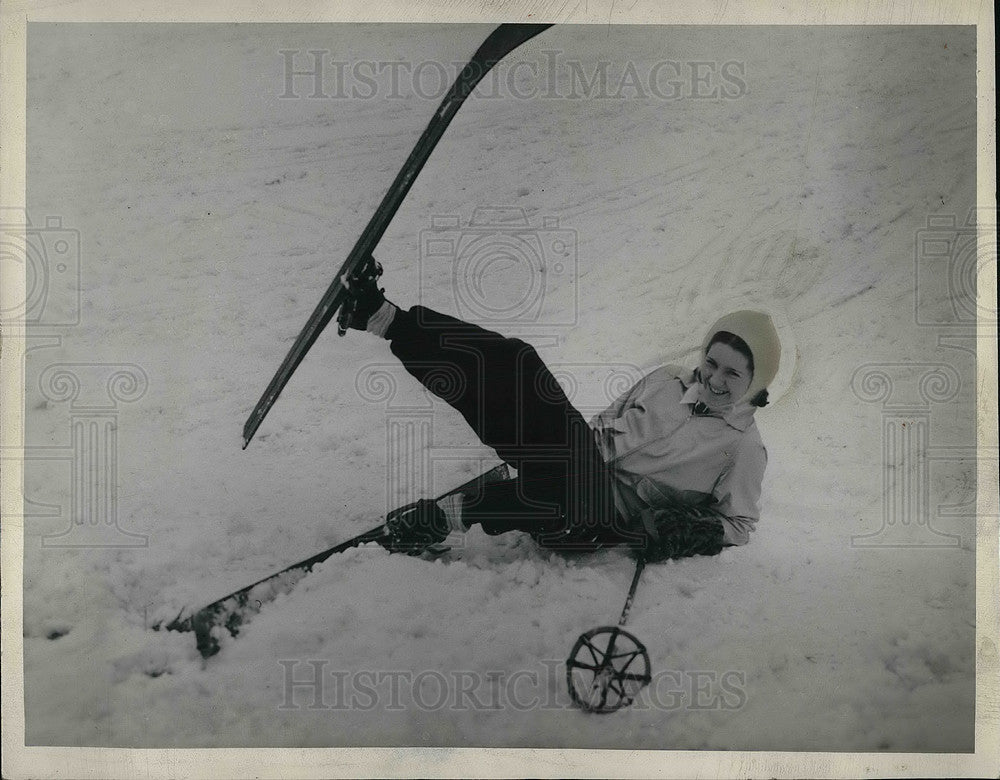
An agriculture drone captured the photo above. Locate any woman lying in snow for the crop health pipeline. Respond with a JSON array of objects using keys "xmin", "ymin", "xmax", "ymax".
[{"xmin": 338, "ymin": 255, "xmax": 781, "ymax": 563}]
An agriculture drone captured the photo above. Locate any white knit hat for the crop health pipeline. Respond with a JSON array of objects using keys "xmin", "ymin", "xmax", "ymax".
[{"xmin": 702, "ymin": 310, "xmax": 781, "ymax": 402}]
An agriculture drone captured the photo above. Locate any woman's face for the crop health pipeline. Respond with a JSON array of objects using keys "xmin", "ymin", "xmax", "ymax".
[{"xmin": 698, "ymin": 342, "xmax": 753, "ymax": 410}]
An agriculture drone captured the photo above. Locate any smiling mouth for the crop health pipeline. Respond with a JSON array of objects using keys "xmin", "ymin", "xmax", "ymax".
[{"xmin": 707, "ymin": 384, "xmax": 728, "ymax": 396}]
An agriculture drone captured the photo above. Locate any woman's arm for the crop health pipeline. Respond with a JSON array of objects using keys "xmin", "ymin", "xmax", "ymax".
[
  {"xmin": 588, "ymin": 373, "xmax": 648, "ymax": 430},
  {"xmin": 589, "ymin": 364, "xmax": 688, "ymax": 439},
  {"xmin": 710, "ymin": 432, "xmax": 767, "ymax": 545},
  {"xmin": 635, "ymin": 429, "xmax": 768, "ymax": 556}
]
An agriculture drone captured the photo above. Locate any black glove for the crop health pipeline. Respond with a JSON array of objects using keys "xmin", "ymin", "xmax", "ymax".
[{"xmin": 634, "ymin": 503, "xmax": 727, "ymax": 562}]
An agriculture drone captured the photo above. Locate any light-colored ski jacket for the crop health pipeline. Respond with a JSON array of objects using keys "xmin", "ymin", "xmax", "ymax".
[{"xmin": 590, "ymin": 365, "xmax": 767, "ymax": 546}]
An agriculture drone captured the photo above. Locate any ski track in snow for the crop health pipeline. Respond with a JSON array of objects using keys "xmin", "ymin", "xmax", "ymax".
[{"xmin": 22, "ymin": 24, "xmax": 978, "ymax": 749}]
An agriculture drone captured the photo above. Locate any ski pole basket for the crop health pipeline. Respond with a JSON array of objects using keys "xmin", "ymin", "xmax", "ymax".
[{"xmin": 566, "ymin": 556, "xmax": 652, "ymax": 712}]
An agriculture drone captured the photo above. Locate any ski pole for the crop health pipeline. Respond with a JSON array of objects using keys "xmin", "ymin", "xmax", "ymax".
[
  {"xmin": 618, "ymin": 555, "xmax": 646, "ymax": 626},
  {"xmin": 566, "ymin": 555, "xmax": 652, "ymax": 713}
]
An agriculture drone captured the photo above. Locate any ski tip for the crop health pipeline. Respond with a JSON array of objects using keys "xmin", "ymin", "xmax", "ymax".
[{"xmin": 241, "ymin": 436, "xmax": 250, "ymax": 450}]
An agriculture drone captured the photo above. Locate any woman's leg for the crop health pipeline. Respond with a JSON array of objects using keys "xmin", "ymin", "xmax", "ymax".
[
  {"xmin": 464, "ymin": 476, "xmax": 638, "ymax": 551},
  {"xmin": 388, "ymin": 306, "xmax": 634, "ymax": 546}
]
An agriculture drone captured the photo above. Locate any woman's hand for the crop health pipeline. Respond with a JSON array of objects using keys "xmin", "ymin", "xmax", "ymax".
[{"xmin": 635, "ymin": 504, "xmax": 727, "ymax": 562}]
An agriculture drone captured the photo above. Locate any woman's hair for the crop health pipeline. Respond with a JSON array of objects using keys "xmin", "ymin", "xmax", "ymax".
[{"xmin": 706, "ymin": 330, "xmax": 770, "ymax": 407}]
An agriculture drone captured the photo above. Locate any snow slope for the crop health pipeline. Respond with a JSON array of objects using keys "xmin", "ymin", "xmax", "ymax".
[{"xmin": 21, "ymin": 23, "xmax": 979, "ymax": 750}]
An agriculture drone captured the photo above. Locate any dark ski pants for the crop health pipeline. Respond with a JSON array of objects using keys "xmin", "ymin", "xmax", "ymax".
[{"xmin": 388, "ymin": 306, "xmax": 640, "ymax": 551}]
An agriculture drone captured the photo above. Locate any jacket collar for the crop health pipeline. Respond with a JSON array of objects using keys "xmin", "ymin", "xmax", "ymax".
[{"xmin": 678, "ymin": 369, "xmax": 757, "ymax": 432}]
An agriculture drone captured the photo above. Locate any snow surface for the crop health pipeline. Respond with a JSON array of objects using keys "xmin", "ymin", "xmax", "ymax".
[{"xmin": 22, "ymin": 23, "xmax": 979, "ymax": 750}]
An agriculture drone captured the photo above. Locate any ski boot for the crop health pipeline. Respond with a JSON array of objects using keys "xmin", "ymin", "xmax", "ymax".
[
  {"xmin": 379, "ymin": 498, "xmax": 451, "ymax": 555},
  {"xmin": 337, "ymin": 254, "xmax": 386, "ymax": 335}
]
